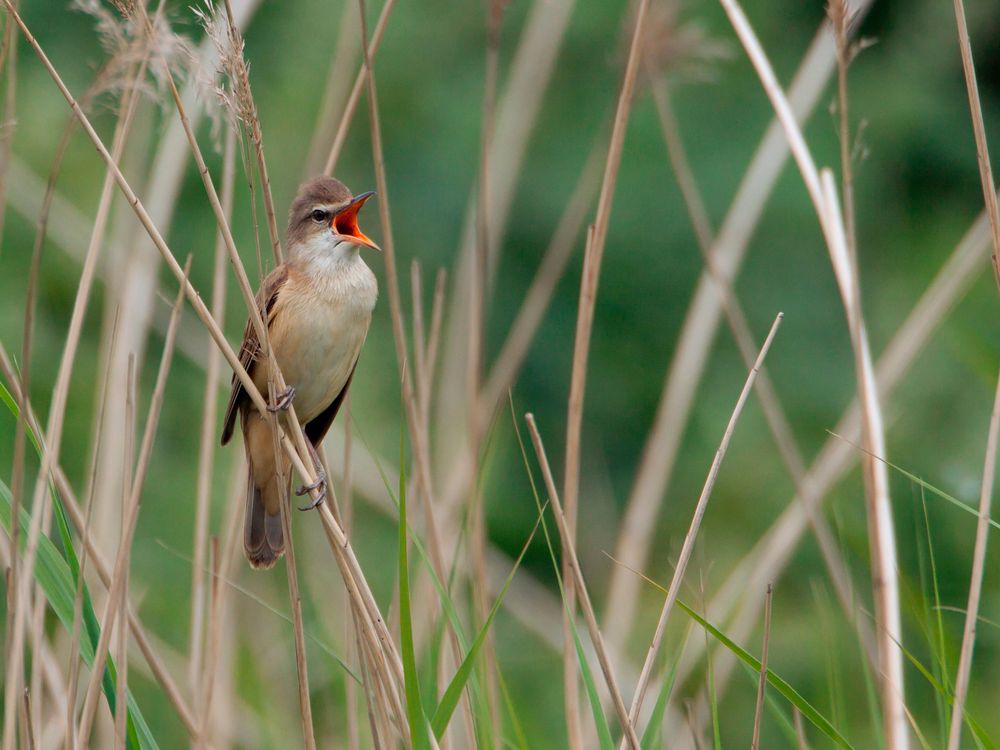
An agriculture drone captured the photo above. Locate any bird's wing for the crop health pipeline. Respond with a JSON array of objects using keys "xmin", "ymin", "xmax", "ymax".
[
  {"xmin": 304, "ymin": 358, "xmax": 358, "ymax": 447},
  {"xmin": 220, "ymin": 264, "xmax": 289, "ymax": 445}
]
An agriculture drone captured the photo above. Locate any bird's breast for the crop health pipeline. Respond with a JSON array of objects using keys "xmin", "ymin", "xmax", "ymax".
[{"xmin": 270, "ymin": 259, "xmax": 377, "ymax": 423}]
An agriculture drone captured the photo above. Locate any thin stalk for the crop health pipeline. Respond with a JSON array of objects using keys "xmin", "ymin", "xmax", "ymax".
[
  {"xmin": 343, "ymin": 400, "xmax": 360, "ymax": 750},
  {"xmin": 466, "ymin": 3, "xmax": 504, "ymax": 740},
  {"xmin": 750, "ymin": 584, "xmax": 773, "ymax": 750},
  {"xmin": 0, "ymin": 0, "xmax": 16, "ymax": 249},
  {"xmin": 562, "ymin": 0, "xmax": 651, "ymax": 737},
  {"xmin": 0, "ymin": 23, "xmax": 149, "ymax": 749},
  {"xmin": 355, "ymin": 0, "xmax": 450, "ymax": 617},
  {"xmin": 113, "ymin": 362, "xmax": 136, "ymax": 750},
  {"xmin": 946, "ymin": 0, "xmax": 1000, "ymax": 739},
  {"xmin": 950, "ymin": 0, "xmax": 1000, "ymax": 294},
  {"xmin": 0, "ymin": 344, "xmax": 199, "ymax": 738},
  {"xmin": 647, "ymin": 74, "xmax": 873, "ymax": 666},
  {"xmin": 323, "ymin": 0, "xmax": 396, "ymax": 176},
  {"xmin": 65, "ymin": 310, "xmax": 120, "ymax": 750},
  {"xmin": 189, "ymin": 126, "xmax": 235, "ymax": 709},
  {"xmin": 946, "ymin": 371, "xmax": 1000, "ymax": 747},
  {"xmin": 681, "ymin": 179, "xmax": 994, "ymax": 730},
  {"xmin": 525, "ymin": 414, "xmax": 641, "ymax": 750},
  {"xmin": 604, "ymin": 0, "xmax": 876, "ymax": 655},
  {"xmin": 76, "ymin": 262, "xmax": 187, "ymax": 748},
  {"xmin": 624, "ymin": 313, "xmax": 782, "ymax": 742},
  {"xmin": 220, "ymin": 0, "xmax": 282, "ymax": 264},
  {"xmin": 717, "ymin": 2, "xmax": 907, "ymax": 745}
]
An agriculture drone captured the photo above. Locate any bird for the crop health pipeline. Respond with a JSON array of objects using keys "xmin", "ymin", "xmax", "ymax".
[{"xmin": 221, "ymin": 176, "xmax": 379, "ymax": 569}]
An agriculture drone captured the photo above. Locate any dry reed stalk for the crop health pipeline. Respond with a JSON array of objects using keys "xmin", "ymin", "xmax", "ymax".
[
  {"xmin": 464, "ymin": 3, "xmax": 506, "ymax": 739},
  {"xmin": 198, "ymin": 461, "xmax": 247, "ymax": 748},
  {"xmin": 478, "ymin": 134, "xmax": 603, "ymax": 428},
  {"xmin": 65, "ymin": 311, "xmax": 120, "ymax": 750},
  {"xmin": 196, "ymin": 537, "xmax": 223, "ymax": 748},
  {"xmin": 189, "ymin": 125, "xmax": 235, "ymax": 712},
  {"xmin": 624, "ymin": 313, "xmax": 782, "ymax": 741},
  {"xmin": 646, "ymin": 74, "xmax": 873, "ymax": 664},
  {"xmin": 946, "ymin": 372, "xmax": 1000, "ymax": 748},
  {"xmin": 950, "ymin": 0, "xmax": 1000, "ymax": 292},
  {"xmin": 303, "ymin": 0, "xmax": 360, "ymax": 173},
  {"xmin": 714, "ymin": 1, "xmax": 907, "ymax": 743},
  {"xmin": 77, "ymin": 262, "xmax": 187, "ymax": 747},
  {"xmin": 218, "ymin": 0, "xmax": 281, "ymax": 264},
  {"xmin": 793, "ymin": 708, "xmax": 807, "ymax": 749},
  {"xmin": 90, "ymin": 0, "xmax": 259, "ymax": 539},
  {"xmin": 603, "ymin": 0, "xmax": 875, "ymax": 654},
  {"xmin": 823, "ymin": 164, "xmax": 907, "ymax": 748},
  {"xmin": 11, "ymin": 56, "xmax": 120, "ymax": 738},
  {"xmin": 829, "ymin": 0, "xmax": 857, "ymax": 263},
  {"xmin": 193, "ymin": 15, "xmax": 324, "ymax": 726},
  {"xmin": 77, "ymin": 355, "xmax": 133, "ymax": 748},
  {"xmin": 561, "ymin": 2, "xmax": 650, "ymax": 739},
  {"xmin": 525, "ymin": 413, "xmax": 641, "ymax": 750},
  {"xmin": 341, "ymin": 399, "xmax": 361, "ymax": 750},
  {"xmin": 424, "ymin": 268, "xmax": 447, "ymax": 417},
  {"xmin": 322, "ymin": 0, "xmax": 396, "ymax": 176},
  {"xmin": 0, "ymin": 32, "xmax": 151, "ymax": 750},
  {"xmin": 355, "ymin": 0, "xmax": 449, "ymax": 580},
  {"xmin": 0, "ymin": 344, "xmax": 200, "ymax": 738},
  {"xmin": 32, "ymin": 39, "xmax": 156, "ymax": 735},
  {"xmin": 750, "ymin": 584, "xmax": 773, "ymax": 750},
  {"xmin": 946, "ymin": 1, "xmax": 1000, "ymax": 741},
  {"xmin": 664, "ymin": 200, "xmax": 994, "ymax": 745},
  {"xmin": 306, "ymin": 468, "xmax": 406, "ymax": 710},
  {"xmin": 113, "ymin": 362, "xmax": 136, "ymax": 750},
  {"xmin": 351, "ymin": 10, "xmax": 459, "ymax": 717},
  {"xmin": 435, "ymin": 0, "xmax": 576, "ymax": 551},
  {"xmin": 434, "ymin": 133, "xmax": 602, "ymax": 529},
  {"xmin": 16, "ymin": 692, "xmax": 31, "ymax": 750},
  {"xmin": 0, "ymin": 0, "xmax": 16, "ymax": 249},
  {"xmin": 358, "ymin": 0, "xmax": 447, "ymax": 581},
  {"xmin": 11, "ymin": 122, "xmax": 39, "ymax": 750},
  {"xmin": 266, "ymin": 378, "xmax": 318, "ymax": 750},
  {"xmin": 138, "ymin": 29, "xmax": 328, "ymax": 736},
  {"xmin": 411, "ymin": 262, "xmax": 429, "ymax": 425}
]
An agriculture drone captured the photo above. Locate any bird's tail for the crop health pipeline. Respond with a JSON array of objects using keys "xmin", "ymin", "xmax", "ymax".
[{"xmin": 243, "ymin": 460, "xmax": 286, "ymax": 569}]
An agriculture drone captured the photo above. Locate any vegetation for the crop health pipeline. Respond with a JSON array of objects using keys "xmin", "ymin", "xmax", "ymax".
[{"xmin": 1, "ymin": 0, "xmax": 1000, "ymax": 747}]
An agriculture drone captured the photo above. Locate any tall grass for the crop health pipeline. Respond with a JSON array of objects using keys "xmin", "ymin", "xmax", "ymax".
[{"xmin": 2, "ymin": 0, "xmax": 1000, "ymax": 747}]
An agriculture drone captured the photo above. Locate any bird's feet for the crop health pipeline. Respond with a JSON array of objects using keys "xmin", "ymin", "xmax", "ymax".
[
  {"xmin": 267, "ymin": 385, "xmax": 296, "ymax": 412},
  {"xmin": 296, "ymin": 471, "xmax": 326, "ymax": 511}
]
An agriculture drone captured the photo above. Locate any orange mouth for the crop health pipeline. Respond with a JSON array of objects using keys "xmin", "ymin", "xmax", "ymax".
[{"xmin": 332, "ymin": 191, "xmax": 379, "ymax": 250}]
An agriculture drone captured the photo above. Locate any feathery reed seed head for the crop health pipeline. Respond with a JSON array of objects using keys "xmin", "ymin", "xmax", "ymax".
[{"xmin": 625, "ymin": 0, "xmax": 730, "ymax": 88}]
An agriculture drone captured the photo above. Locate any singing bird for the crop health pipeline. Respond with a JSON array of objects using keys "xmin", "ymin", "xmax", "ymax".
[{"xmin": 221, "ymin": 176, "xmax": 379, "ymax": 569}]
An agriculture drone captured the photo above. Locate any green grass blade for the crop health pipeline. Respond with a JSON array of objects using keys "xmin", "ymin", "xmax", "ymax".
[
  {"xmin": 892, "ymin": 632, "xmax": 996, "ymax": 750},
  {"xmin": 832, "ymin": 434, "xmax": 1000, "ymax": 532},
  {"xmin": 0, "ymin": 479, "xmax": 158, "ymax": 749},
  {"xmin": 673, "ymin": 599, "xmax": 854, "ymax": 750},
  {"xmin": 569, "ymin": 617, "xmax": 615, "ymax": 750},
  {"xmin": 507, "ymin": 404, "xmax": 615, "ymax": 750},
  {"xmin": 496, "ymin": 662, "xmax": 530, "ymax": 750},
  {"xmin": 431, "ymin": 506, "xmax": 545, "ymax": 739},
  {"xmin": 0, "ymin": 382, "xmax": 156, "ymax": 750},
  {"xmin": 639, "ymin": 629, "xmax": 686, "ymax": 750},
  {"xmin": 397, "ymin": 428, "xmax": 429, "ymax": 749}
]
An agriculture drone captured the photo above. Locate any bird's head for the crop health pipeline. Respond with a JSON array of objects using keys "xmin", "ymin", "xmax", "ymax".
[{"xmin": 286, "ymin": 176, "xmax": 379, "ymax": 259}]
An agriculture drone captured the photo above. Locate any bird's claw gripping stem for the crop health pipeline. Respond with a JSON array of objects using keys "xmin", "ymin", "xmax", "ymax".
[
  {"xmin": 296, "ymin": 471, "xmax": 326, "ymax": 511},
  {"xmin": 267, "ymin": 385, "xmax": 296, "ymax": 412}
]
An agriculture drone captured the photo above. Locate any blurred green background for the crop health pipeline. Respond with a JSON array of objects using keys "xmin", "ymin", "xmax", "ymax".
[{"xmin": 3, "ymin": 0, "xmax": 1000, "ymax": 746}]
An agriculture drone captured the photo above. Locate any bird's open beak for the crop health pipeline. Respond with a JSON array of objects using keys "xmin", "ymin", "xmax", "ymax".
[{"xmin": 331, "ymin": 191, "xmax": 379, "ymax": 251}]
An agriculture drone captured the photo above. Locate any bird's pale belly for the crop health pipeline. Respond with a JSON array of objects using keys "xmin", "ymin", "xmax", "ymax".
[{"xmin": 271, "ymin": 300, "xmax": 370, "ymax": 424}]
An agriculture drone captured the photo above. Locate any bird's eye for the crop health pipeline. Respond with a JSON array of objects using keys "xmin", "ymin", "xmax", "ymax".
[{"xmin": 311, "ymin": 209, "xmax": 329, "ymax": 223}]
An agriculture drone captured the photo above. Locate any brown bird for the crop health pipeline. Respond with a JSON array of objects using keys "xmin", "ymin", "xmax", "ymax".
[{"xmin": 221, "ymin": 176, "xmax": 379, "ymax": 569}]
